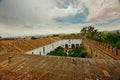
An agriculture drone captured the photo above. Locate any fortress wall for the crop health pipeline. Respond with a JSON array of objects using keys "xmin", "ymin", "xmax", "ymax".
[
  {"xmin": 95, "ymin": 41, "xmax": 120, "ymax": 58},
  {"xmin": 83, "ymin": 40, "xmax": 112, "ymax": 59},
  {"xmin": 83, "ymin": 39, "xmax": 120, "ymax": 59}
]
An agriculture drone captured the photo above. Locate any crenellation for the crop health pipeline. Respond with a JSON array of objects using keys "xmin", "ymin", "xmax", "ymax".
[
  {"xmin": 83, "ymin": 39, "xmax": 120, "ymax": 59},
  {"xmin": 109, "ymin": 46, "xmax": 113, "ymax": 54}
]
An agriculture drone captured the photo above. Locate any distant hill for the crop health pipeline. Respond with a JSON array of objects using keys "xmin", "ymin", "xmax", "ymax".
[
  {"xmin": 115, "ymin": 30, "xmax": 120, "ymax": 32},
  {"xmin": 102, "ymin": 30, "xmax": 120, "ymax": 33}
]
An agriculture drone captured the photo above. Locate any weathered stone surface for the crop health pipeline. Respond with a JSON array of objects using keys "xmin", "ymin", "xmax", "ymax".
[{"xmin": 0, "ymin": 53, "xmax": 120, "ymax": 80}]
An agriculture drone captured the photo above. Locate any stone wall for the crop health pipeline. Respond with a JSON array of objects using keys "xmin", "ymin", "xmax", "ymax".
[
  {"xmin": 94, "ymin": 41, "xmax": 120, "ymax": 58},
  {"xmin": 26, "ymin": 39, "xmax": 82, "ymax": 55},
  {"xmin": 83, "ymin": 39, "xmax": 112, "ymax": 59},
  {"xmin": 83, "ymin": 38, "xmax": 120, "ymax": 59}
]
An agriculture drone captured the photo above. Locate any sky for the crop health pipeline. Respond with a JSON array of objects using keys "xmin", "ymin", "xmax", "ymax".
[{"xmin": 0, "ymin": 0, "xmax": 120, "ymax": 37}]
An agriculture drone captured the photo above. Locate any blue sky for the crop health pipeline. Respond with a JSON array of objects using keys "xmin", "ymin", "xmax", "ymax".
[
  {"xmin": 55, "ymin": 13, "xmax": 86, "ymax": 24},
  {"xmin": 55, "ymin": 7, "xmax": 89, "ymax": 24},
  {"xmin": 0, "ymin": 0, "xmax": 120, "ymax": 37},
  {"xmin": 119, "ymin": 0, "xmax": 120, "ymax": 3},
  {"xmin": 0, "ymin": 0, "xmax": 2, "ymax": 2}
]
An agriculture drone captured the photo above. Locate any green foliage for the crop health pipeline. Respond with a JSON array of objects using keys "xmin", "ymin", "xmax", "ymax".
[
  {"xmin": 68, "ymin": 45, "xmax": 87, "ymax": 58},
  {"xmin": 70, "ymin": 33, "xmax": 75, "ymax": 35},
  {"xmin": 31, "ymin": 36, "xmax": 37, "ymax": 39},
  {"xmin": 81, "ymin": 26, "xmax": 120, "ymax": 49},
  {"xmin": 81, "ymin": 27, "xmax": 87, "ymax": 33},
  {"xmin": 81, "ymin": 26, "xmax": 98, "ymax": 35},
  {"xmin": 103, "ymin": 33, "xmax": 120, "ymax": 49},
  {"xmin": 86, "ymin": 32, "xmax": 106, "ymax": 42},
  {"xmin": 47, "ymin": 46, "xmax": 87, "ymax": 58},
  {"xmin": 80, "ymin": 50, "xmax": 87, "ymax": 58},
  {"xmin": 86, "ymin": 31, "xmax": 120, "ymax": 49},
  {"xmin": 52, "ymin": 34, "xmax": 59, "ymax": 37},
  {"xmin": 47, "ymin": 46, "xmax": 67, "ymax": 56}
]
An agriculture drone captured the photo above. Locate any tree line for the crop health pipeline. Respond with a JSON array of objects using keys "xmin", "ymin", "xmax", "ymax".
[{"xmin": 80, "ymin": 26, "xmax": 120, "ymax": 49}]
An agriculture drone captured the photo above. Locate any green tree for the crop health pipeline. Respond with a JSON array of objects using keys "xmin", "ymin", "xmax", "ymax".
[
  {"xmin": 53, "ymin": 34, "xmax": 59, "ymax": 37},
  {"xmin": 81, "ymin": 27, "xmax": 88, "ymax": 33},
  {"xmin": 81, "ymin": 26, "xmax": 98, "ymax": 36},
  {"xmin": 31, "ymin": 36, "xmax": 37, "ymax": 39}
]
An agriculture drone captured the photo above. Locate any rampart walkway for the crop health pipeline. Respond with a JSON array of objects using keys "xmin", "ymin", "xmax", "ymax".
[{"xmin": 0, "ymin": 53, "xmax": 120, "ymax": 80}]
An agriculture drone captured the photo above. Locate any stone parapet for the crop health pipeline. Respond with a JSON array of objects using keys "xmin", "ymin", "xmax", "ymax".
[{"xmin": 86, "ymin": 39, "xmax": 120, "ymax": 58}]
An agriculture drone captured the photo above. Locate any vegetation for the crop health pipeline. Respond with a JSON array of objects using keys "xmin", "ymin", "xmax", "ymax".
[
  {"xmin": 68, "ymin": 45, "xmax": 87, "ymax": 58},
  {"xmin": 81, "ymin": 26, "xmax": 98, "ymax": 36},
  {"xmin": 70, "ymin": 33, "xmax": 75, "ymax": 35},
  {"xmin": 102, "ymin": 33, "xmax": 120, "ymax": 49},
  {"xmin": 81, "ymin": 26, "xmax": 120, "ymax": 49},
  {"xmin": 47, "ymin": 46, "xmax": 87, "ymax": 58},
  {"xmin": 31, "ymin": 36, "xmax": 37, "ymax": 39},
  {"xmin": 47, "ymin": 46, "xmax": 67, "ymax": 56},
  {"xmin": 52, "ymin": 34, "xmax": 59, "ymax": 37}
]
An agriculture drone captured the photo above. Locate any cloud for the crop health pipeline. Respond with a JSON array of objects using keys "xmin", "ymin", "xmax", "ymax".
[
  {"xmin": 0, "ymin": 22, "xmax": 95, "ymax": 37},
  {"xmin": 82, "ymin": 0, "xmax": 120, "ymax": 21},
  {"xmin": 0, "ymin": 0, "xmax": 85, "ymax": 25},
  {"xmin": 51, "ymin": 0, "xmax": 85, "ymax": 18},
  {"xmin": 0, "ymin": 0, "xmax": 55, "ymax": 25},
  {"xmin": 95, "ymin": 18, "xmax": 120, "ymax": 31},
  {"xmin": 0, "ymin": 0, "xmax": 120, "ymax": 37},
  {"xmin": 0, "ymin": 0, "xmax": 120, "ymax": 24}
]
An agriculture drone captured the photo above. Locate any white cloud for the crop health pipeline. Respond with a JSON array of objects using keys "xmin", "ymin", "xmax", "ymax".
[
  {"xmin": 0, "ymin": 22, "xmax": 95, "ymax": 37},
  {"xmin": 50, "ymin": 0, "xmax": 85, "ymax": 18},
  {"xmin": 0, "ymin": 0, "xmax": 85, "ymax": 25},
  {"xmin": 51, "ymin": 6, "xmax": 83, "ymax": 18},
  {"xmin": 0, "ymin": 0, "xmax": 120, "ymax": 24},
  {"xmin": 0, "ymin": 0, "xmax": 120, "ymax": 37},
  {"xmin": 0, "ymin": 0, "xmax": 55, "ymax": 24},
  {"xmin": 95, "ymin": 20, "xmax": 120, "ymax": 31},
  {"xmin": 82, "ymin": 0, "xmax": 120, "ymax": 21}
]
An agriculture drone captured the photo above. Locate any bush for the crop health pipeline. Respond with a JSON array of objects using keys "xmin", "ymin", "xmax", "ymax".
[
  {"xmin": 47, "ymin": 46, "xmax": 67, "ymax": 56},
  {"xmin": 47, "ymin": 46, "xmax": 87, "ymax": 58},
  {"xmin": 68, "ymin": 45, "xmax": 87, "ymax": 58},
  {"xmin": 71, "ymin": 33, "xmax": 75, "ymax": 35},
  {"xmin": 86, "ymin": 32, "xmax": 120, "ymax": 49},
  {"xmin": 53, "ymin": 34, "xmax": 59, "ymax": 37},
  {"xmin": 31, "ymin": 36, "xmax": 37, "ymax": 39},
  {"xmin": 80, "ymin": 50, "xmax": 87, "ymax": 58}
]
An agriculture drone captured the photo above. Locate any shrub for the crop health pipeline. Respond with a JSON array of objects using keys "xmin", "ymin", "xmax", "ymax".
[
  {"xmin": 53, "ymin": 34, "xmax": 59, "ymax": 37},
  {"xmin": 31, "ymin": 36, "xmax": 37, "ymax": 39},
  {"xmin": 47, "ymin": 46, "xmax": 67, "ymax": 56},
  {"xmin": 47, "ymin": 46, "xmax": 87, "ymax": 58}
]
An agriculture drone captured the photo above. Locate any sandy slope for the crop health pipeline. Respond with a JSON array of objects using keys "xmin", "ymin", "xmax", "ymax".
[{"xmin": 0, "ymin": 37, "xmax": 61, "ymax": 55}]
